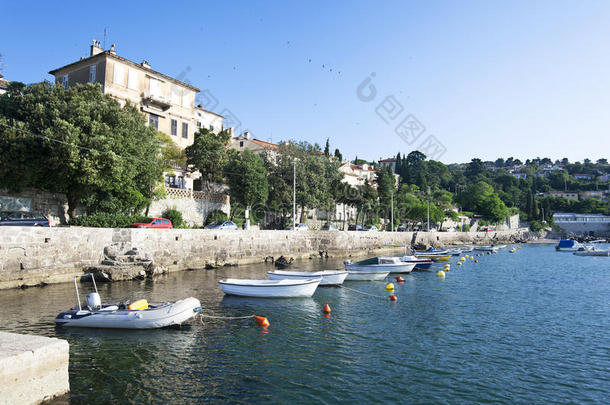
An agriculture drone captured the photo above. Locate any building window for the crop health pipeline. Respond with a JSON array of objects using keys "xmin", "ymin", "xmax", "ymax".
[
  {"xmin": 170, "ymin": 119, "xmax": 177, "ymax": 136},
  {"xmin": 197, "ymin": 121, "xmax": 201, "ymax": 128},
  {"xmin": 182, "ymin": 122, "xmax": 188, "ymax": 139},
  {"xmin": 128, "ymin": 68, "xmax": 138, "ymax": 90},
  {"xmin": 149, "ymin": 78, "xmax": 161, "ymax": 97},
  {"xmin": 149, "ymin": 114, "xmax": 159, "ymax": 130},
  {"xmin": 89, "ymin": 65, "xmax": 96, "ymax": 83},
  {"xmin": 240, "ymin": 141, "xmax": 244, "ymax": 147},
  {"xmin": 209, "ymin": 125, "xmax": 214, "ymax": 131},
  {"xmin": 62, "ymin": 74, "xmax": 69, "ymax": 89},
  {"xmin": 113, "ymin": 64, "xmax": 125, "ymax": 86}
]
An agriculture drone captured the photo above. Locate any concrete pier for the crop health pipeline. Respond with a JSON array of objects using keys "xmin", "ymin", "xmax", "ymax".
[{"xmin": 0, "ymin": 332, "xmax": 69, "ymax": 405}]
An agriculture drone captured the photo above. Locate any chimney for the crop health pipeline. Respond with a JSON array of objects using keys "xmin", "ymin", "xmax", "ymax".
[
  {"xmin": 141, "ymin": 60, "xmax": 151, "ymax": 69},
  {"xmin": 243, "ymin": 131, "xmax": 251, "ymax": 139},
  {"xmin": 109, "ymin": 44, "xmax": 116, "ymax": 55},
  {"xmin": 90, "ymin": 39, "xmax": 103, "ymax": 56},
  {"xmin": 227, "ymin": 127, "xmax": 233, "ymax": 136}
]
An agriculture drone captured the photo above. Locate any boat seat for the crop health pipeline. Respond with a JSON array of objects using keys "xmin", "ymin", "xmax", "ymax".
[{"xmin": 98, "ymin": 305, "xmax": 119, "ymax": 311}]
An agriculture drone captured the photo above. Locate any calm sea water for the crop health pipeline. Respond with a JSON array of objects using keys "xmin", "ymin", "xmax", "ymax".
[{"xmin": 1, "ymin": 244, "xmax": 609, "ymax": 404}]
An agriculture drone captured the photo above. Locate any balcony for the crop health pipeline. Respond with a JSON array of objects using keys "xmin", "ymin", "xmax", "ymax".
[{"xmin": 141, "ymin": 92, "xmax": 171, "ymax": 111}]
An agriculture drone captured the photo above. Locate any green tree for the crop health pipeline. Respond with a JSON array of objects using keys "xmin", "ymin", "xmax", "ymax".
[
  {"xmin": 324, "ymin": 138, "xmax": 330, "ymax": 157},
  {"xmin": 334, "ymin": 148, "xmax": 343, "ymax": 161},
  {"xmin": 225, "ymin": 149, "xmax": 269, "ymax": 227},
  {"xmin": 185, "ymin": 128, "xmax": 231, "ymax": 187},
  {"xmin": 0, "ymin": 82, "xmax": 162, "ymax": 218}
]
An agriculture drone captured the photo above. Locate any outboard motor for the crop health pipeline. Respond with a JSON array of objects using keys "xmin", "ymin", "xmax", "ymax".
[
  {"xmin": 343, "ymin": 259, "xmax": 351, "ymax": 265},
  {"xmin": 86, "ymin": 292, "xmax": 101, "ymax": 310}
]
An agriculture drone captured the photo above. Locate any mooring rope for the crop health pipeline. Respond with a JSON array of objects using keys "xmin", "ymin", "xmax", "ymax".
[
  {"xmin": 199, "ymin": 314, "xmax": 254, "ymax": 320},
  {"xmin": 339, "ymin": 285, "xmax": 388, "ymax": 299}
]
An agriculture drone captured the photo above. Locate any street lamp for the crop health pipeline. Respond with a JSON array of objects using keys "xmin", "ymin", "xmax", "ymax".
[
  {"xmin": 390, "ymin": 189, "xmax": 394, "ymax": 232},
  {"xmin": 291, "ymin": 161, "xmax": 296, "ymax": 231}
]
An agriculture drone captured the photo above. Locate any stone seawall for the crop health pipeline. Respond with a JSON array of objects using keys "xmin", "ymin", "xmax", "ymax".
[{"xmin": 0, "ymin": 227, "xmax": 529, "ymax": 290}]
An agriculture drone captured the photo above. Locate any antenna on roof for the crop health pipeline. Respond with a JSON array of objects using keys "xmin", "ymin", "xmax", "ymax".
[{"xmin": 103, "ymin": 28, "xmax": 107, "ymax": 49}]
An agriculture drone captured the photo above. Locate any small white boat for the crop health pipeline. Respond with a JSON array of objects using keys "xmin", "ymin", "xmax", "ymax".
[
  {"xmin": 55, "ymin": 275, "xmax": 201, "ymax": 329},
  {"xmin": 345, "ymin": 270, "xmax": 390, "ymax": 281},
  {"xmin": 473, "ymin": 246, "xmax": 499, "ymax": 253},
  {"xmin": 267, "ymin": 270, "xmax": 348, "ymax": 286},
  {"xmin": 573, "ymin": 248, "xmax": 610, "ymax": 256},
  {"xmin": 219, "ymin": 278, "xmax": 321, "ymax": 298},
  {"xmin": 344, "ymin": 256, "xmax": 414, "ymax": 273},
  {"xmin": 399, "ymin": 255, "xmax": 433, "ymax": 270}
]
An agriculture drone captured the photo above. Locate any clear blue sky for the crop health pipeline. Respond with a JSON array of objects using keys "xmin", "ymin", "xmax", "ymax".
[{"xmin": 2, "ymin": 0, "xmax": 609, "ymax": 164}]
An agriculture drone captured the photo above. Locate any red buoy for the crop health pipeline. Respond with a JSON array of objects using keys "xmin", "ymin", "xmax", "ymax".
[
  {"xmin": 253, "ymin": 315, "xmax": 270, "ymax": 327},
  {"xmin": 323, "ymin": 302, "xmax": 331, "ymax": 314},
  {"xmin": 474, "ymin": 259, "xmax": 478, "ymax": 263},
  {"xmin": 389, "ymin": 295, "xmax": 397, "ymax": 301},
  {"xmin": 395, "ymin": 276, "xmax": 404, "ymax": 282}
]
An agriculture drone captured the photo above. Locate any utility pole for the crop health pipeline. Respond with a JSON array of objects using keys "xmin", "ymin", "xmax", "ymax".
[
  {"xmin": 391, "ymin": 189, "xmax": 394, "ymax": 232},
  {"xmin": 292, "ymin": 161, "xmax": 296, "ymax": 231}
]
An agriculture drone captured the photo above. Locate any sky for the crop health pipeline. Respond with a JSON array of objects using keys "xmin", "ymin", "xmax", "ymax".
[{"xmin": 1, "ymin": 0, "xmax": 609, "ymax": 164}]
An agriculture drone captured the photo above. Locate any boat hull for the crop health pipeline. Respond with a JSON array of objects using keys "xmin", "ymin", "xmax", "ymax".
[
  {"xmin": 573, "ymin": 250, "xmax": 610, "ymax": 256},
  {"xmin": 55, "ymin": 297, "xmax": 201, "ymax": 329},
  {"xmin": 345, "ymin": 263, "xmax": 414, "ymax": 272},
  {"xmin": 345, "ymin": 271, "xmax": 390, "ymax": 281},
  {"xmin": 219, "ymin": 278, "xmax": 321, "ymax": 298},
  {"xmin": 415, "ymin": 254, "xmax": 451, "ymax": 262},
  {"xmin": 267, "ymin": 270, "xmax": 348, "ymax": 286}
]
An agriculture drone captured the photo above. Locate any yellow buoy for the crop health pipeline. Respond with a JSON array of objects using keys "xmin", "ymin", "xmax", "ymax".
[
  {"xmin": 457, "ymin": 261, "xmax": 462, "ymax": 266},
  {"xmin": 437, "ymin": 270, "xmax": 446, "ymax": 277},
  {"xmin": 470, "ymin": 256, "xmax": 474, "ymax": 260},
  {"xmin": 386, "ymin": 283, "xmax": 395, "ymax": 291},
  {"xmin": 460, "ymin": 257, "xmax": 466, "ymax": 262}
]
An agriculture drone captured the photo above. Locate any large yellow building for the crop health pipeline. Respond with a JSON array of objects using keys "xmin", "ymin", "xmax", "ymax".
[{"xmin": 49, "ymin": 40, "xmax": 223, "ymax": 190}]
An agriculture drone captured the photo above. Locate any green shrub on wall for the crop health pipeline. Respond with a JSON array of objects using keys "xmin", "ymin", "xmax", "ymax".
[
  {"xmin": 161, "ymin": 208, "xmax": 185, "ymax": 228},
  {"xmin": 205, "ymin": 209, "xmax": 228, "ymax": 226},
  {"xmin": 69, "ymin": 212, "xmax": 148, "ymax": 228}
]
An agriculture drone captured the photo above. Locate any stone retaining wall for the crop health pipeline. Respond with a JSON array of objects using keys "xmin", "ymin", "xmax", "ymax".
[{"xmin": 0, "ymin": 227, "xmax": 529, "ymax": 290}]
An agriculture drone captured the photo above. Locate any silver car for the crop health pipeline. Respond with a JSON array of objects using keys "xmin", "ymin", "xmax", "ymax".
[{"xmin": 205, "ymin": 221, "xmax": 238, "ymax": 230}]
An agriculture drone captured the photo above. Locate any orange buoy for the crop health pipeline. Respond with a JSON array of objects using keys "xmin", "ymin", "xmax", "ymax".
[
  {"xmin": 323, "ymin": 302, "xmax": 331, "ymax": 314},
  {"xmin": 253, "ymin": 315, "xmax": 270, "ymax": 327},
  {"xmin": 389, "ymin": 295, "xmax": 397, "ymax": 301},
  {"xmin": 395, "ymin": 276, "xmax": 404, "ymax": 282}
]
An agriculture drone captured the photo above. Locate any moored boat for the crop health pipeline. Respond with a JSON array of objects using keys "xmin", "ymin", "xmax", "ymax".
[
  {"xmin": 473, "ymin": 246, "xmax": 499, "ymax": 253},
  {"xmin": 573, "ymin": 248, "xmax": 610, "ymax": 256},
  {"xmin": 344, "ymin": 256, "xmax": 415, "ymax": 273},
  {"xmin": 55, "ymin": 275, "xmax": 201, "ymax": 329},
  {"xmin": 555, "ymin": 239, "xmax": 585, "ymax": 252},
  {"xmin": 219, "ymin": 278, "xmax": 321, "ymax": 298},
  {"xmin": 398, "ymin": 255, "xmax": 433, "ymax": 270},
  {"xmin": 267, "ymin": 270, "xmax": 348, "ymax": 286},
  {"xmin": 345, "ymin": 270, "xmax": 390, "ymax": 281},
  {"xmin": 414, "ymin": 253, "xmax": 451, "ymax": 261}
]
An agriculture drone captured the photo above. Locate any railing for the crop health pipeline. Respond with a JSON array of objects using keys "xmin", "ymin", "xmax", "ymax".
[{"xmin": 164, "ymin": 186, "xmax": 229, "ymax": 203}]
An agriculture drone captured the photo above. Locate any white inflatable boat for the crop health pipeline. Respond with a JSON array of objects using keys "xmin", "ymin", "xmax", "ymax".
[{"xmin": 55, "ymin": 275, "xmax": 201, "ymax": 329}]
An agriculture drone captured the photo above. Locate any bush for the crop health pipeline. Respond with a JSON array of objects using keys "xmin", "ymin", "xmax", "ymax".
[
  {"xmin": 162, "ymin": 208, "xmax": 184, "ymax": 228},
  {"xmin": 461, "ymin": 224, "xmax": 471, "ymax": 232},
  {"xmin": 69, "ymin": 212, "xmax": 147, "ymax": 228},
  {"xmin": 529, "ymin": 220, "xmax": 545, "ymax": 233},
  {"xmin": 205, "ymin": 209, "xmax": 228, "ymax": 226}
]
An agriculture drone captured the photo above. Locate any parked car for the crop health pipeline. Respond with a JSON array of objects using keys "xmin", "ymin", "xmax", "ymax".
[
  {"xmin": 321, "ymin": 224, "xmax": 338, "ymax": 231},
  {"xmin": 0, "ymin": 211, "xmax": 49, "ymax": 227},
  {"xmin": 285, "ymin": 223, "xmax": 309, "ymax": 231},
  {"xmin": 363, "ymin": 225, "xmax": 378, "ymax": 232},
  {"xmin": 347, "ymin": 224, "xmax": 363, "ymax": 231},
  {"xmin": 397, "ymin": 224, "xmax": 408, "ymax": 232},
  {"xmin": 129, "ymin": 217, "xmax": 173, "ymax": 229},
  {"xmin": 205, "ymin": 221, "xmax": 238, "ymax": 230}
]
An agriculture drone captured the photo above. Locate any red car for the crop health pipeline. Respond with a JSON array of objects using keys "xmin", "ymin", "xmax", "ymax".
[{"xmin": 129, "ymin": 217, "xmax": 173, "ymax": 229}]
